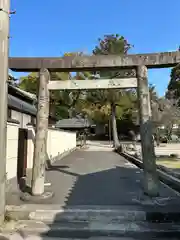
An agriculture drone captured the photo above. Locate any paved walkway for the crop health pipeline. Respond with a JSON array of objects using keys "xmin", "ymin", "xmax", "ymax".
[{"xmin": 7, "ymin": 142, "xmax": 180, "ymax": 206}]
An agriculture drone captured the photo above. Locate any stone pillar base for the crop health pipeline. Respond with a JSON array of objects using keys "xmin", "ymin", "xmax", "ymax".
[{"xmin": 20, "ymin": 191, "xmax": 54, "ymax": 203}]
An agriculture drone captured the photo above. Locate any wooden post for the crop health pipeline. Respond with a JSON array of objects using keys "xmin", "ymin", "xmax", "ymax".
[
  {"xmin": 0, "ymin": 0, "xmax": 10, "ymax": 224},
  {"xmin": 31, "ymin": 68, "xmax": 50, "ymax": 196},
  {"xmin": 137, "ymin": 65, "xmax": 159, "ymax": 197}
]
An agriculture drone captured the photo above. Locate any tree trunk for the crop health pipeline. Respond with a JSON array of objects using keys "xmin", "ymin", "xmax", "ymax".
[
  {"xmin": 68, "ymin": 92, "xmax": 81, "ymax": 118},
  {"xmin": 49, "ymin": 101, "xmax": 56, "ymax": 119},
  {"xmin": 167, "ymin": 123, "xmax": 173, "ymax": 141},
  {"xmin": 31, "ymin": 68, "xmax": 50, "ymax": 196},
  {"xmin": 68, "ymin": 108, "xmax": 73, "ymax": 118},
  {"xmin": 111, "ymin": 103, "xmax": 120, "ymax": 149},
  {"xmin": 155, "ymin": 128, "xmax": 160, "ymax": 146},
  {"xmin": 129, "ymin": 130, "xmax": 137, "ymax": 150}
]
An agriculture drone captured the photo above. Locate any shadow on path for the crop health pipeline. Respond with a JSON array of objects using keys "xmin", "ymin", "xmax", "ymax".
[
  {"xmin": 39, "ymin": 160, "xmax": 180, "ymax": 239},
  {"xmin": 14, "ymin": 149, "xmax": 180, "ymax": 239}
]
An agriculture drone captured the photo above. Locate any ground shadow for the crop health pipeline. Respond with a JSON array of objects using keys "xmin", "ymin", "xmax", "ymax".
[
  {"xmin": 18, "ymin": 126, "xmax": 64, "ymax": 192},
  {"xmin": 6, "ymin": 126, "xmax": 77, "ymax": 205},
  {"xmin": 63, "ymin": 166, "xmax": 143, "ymax": 206},
  {"xmin": 47, "ymin": 164, "xmax": 80, "ymax": 178},
  {"xmin": 38, "ymin": 151, "xmax": 180, "ymax": 239}
]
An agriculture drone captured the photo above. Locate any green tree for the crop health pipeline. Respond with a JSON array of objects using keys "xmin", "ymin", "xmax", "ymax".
[
  {"xmin": 163, "ymin": 58, "xmax": 180, "ymax": 140},
  {"xmin": 19, "ymin": 72, "xmax": 39, "ymax": 94},
  {"xmin": 148, "ymin": 84, "xmax": 162, "ymax": 145},
  {"xmin": 19, "ymin": 71, "xmax": 74, "ymax": 119},
  {"xmin": 157, "ymin": 98, "xmax": 180, "ymax": 141},
  {"xmin": 166, "ymin": 48, "xmax": 180, "ymax": 104},
  {"xmin": 149, "ymin": 84, "xmax": 160, "ymax": 126},
  {"xmin": 18, "ymin": 52, "xmax": 90, "ymax": 120},
  {"xmin": 91, "ymin": 34, "xmax": 134, "ymax": 148}
]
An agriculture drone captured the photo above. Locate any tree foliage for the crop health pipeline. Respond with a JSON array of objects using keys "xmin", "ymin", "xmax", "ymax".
[
  {"xmin": 166, "ymin": 46, "xmax": 180, "ymax": 105},
  {"xmin": 18, "ymin": 36, "xmax": 138, "ymax": 137},
  {"xmin": 166, "ymin": 64, "xmax": 180, "ymax": 104},
  {"xmin": 18, "ymin": 52, "xmax": 93, "ymax": 120},
  {"xmin": 164, "ymin": 56, "xmax": 180, "ymax": 138},
  {"xmin": 89, "ymin": 34, "xmax": 136, "ymax": 123},
  {"xmin": 149, "ymin": 83, "xmax": 180, "ymax": 140},
  {"xmin": 19, "ymin": 72, "xmax": 72, "ymax": 119},
  {"xmin": 86, "ymin": 34, "xmax": 135, "ymax": 146}
]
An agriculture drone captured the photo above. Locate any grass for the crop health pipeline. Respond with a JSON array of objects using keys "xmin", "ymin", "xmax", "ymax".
[{"xmin": 156, "ymin": 158, "xmax": 180, "ymax": 169}]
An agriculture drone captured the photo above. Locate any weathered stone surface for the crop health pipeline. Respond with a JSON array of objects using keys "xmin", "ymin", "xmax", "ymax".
[
  {"xmin": 20, "ymin": 191, "xmax": 54, "ymax": 203},
  {"xmin": 2, "ymin": 219, "xmax": 180, "ymax": 238},
  {"xmin": 9, "ymin": 51, "xmax": 180, "ymax": 72},
  {"xmin": 48, "ymin": 78, "xmax": 137, "ymax": 90},
  {"xmin": 31, "ymin": 68, "xmax": 50, "ymax": 196},
  {"xmin": 137, "ymin": 65, "xmax": 159, "ymax": 197}
]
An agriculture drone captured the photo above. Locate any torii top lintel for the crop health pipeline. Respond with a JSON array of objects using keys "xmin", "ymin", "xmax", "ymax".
[{"xmin": 9, "ymin": 51, "xmax": 180, "ymax": 72}]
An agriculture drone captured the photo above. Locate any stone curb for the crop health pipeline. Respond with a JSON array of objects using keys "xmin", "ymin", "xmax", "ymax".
[
  {"xmin": 6, "ymin": 204, "xmax": 180, "ymax": 222},
  {"xmin": 117, "ymin": 150, "xmax": 180, "ymax": 195},
  {"xmin": 158, "ymin": 164, "xmax": 180, "ymax": 179},
  {"xmin": 0, "ymin": 234, "xmax": 176, "ymax": 240},
  {"xmin": 3, "ymin": 220, "xmax": 180, "ymax": 238},
  {"xmin": 19, "ymin": 191, "xmax": 54, "ymax": 204},
  {"xmin": 0, "ymin": 233, "xmax": 145, "ymax": 240}
]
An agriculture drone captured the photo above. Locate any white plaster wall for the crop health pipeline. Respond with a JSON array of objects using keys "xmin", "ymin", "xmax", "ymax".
[
  {"xmin": 27, "ymin": 126, "xmax": 76, "ymax": 169},
  {"xmin": 6, "ymin": 123, "xmax": 76, "ymax": 180},
  {"xmin": 22, "ymin": 113, "xmax": 31, "ymax": 128},
  {"xmin": 11, "ymin": 110, "xmax": 31, "ymax": 128},
  {"xmin": 27, "ymin": 127, "xmax": 35, "ymax": 169},
  {"xmin": 6, "ymin": 122, "xmax": 19, "ymax": 180},
  {"xmin": 47, "ymin": 128, "xmax": 76, "ymax": 161},
  {"xmin": 11, "ymin": 110, "xmax": 22, "ymax": 125}
]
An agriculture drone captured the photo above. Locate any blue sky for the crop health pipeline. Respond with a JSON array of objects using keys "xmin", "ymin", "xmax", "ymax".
[{"xmin": 10, "ymin": 0, "xmax": 180, "ymax": 96}]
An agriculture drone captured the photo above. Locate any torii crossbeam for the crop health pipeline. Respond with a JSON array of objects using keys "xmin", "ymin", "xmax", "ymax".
[
  {"xmin": 48, "ymin": 78, "xmax": 138, "ymax": 90},
  {"xmin": 9, "ymin": 51, "xmax": 180, "ymax": 72}
]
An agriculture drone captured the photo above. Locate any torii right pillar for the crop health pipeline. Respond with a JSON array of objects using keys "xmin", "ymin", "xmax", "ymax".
[{"xmin": 137, "ymin": 65, "xmax": 159, "ymax": 197}]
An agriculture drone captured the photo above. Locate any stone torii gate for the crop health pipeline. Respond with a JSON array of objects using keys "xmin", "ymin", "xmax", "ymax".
[{"xmin": 9, "ymin": 51, "xmax": 180, "ymax": 200}]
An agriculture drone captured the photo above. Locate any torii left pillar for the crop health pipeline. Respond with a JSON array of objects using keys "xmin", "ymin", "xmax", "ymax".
[{"xmin": 31, "ymin": 68, "xmax": 50, "ymax": 196}]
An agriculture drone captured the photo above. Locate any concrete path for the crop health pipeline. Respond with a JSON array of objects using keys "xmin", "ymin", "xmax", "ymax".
[
  {"xmin": 5, "ymin": 142, "xmax": 180, "ymax": 239},
  {"xmin": 7, "ymin": 142, "xmax": 179, "ymax": 206}
]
